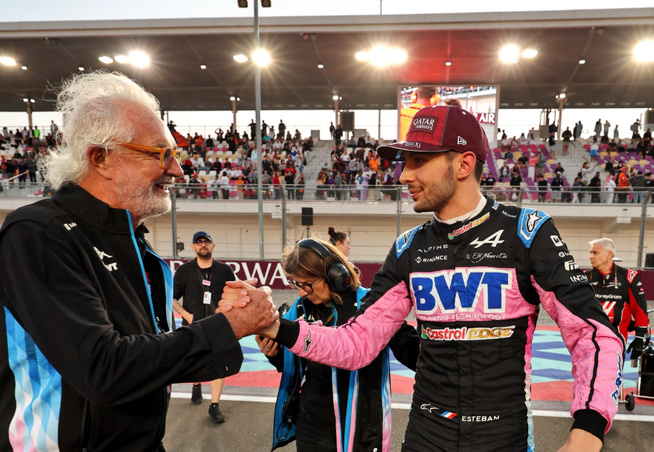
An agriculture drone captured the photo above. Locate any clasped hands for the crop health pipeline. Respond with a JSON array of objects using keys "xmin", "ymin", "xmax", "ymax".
[{"xmin": 217, "ymin": 279, "xmax": 281, "ymax": 340}]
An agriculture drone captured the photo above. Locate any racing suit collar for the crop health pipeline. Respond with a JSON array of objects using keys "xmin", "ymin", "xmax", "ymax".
[
  {"xmin": 434, "ymin": 195, "xmax": 496, "ymax": 242},
  {"xmin": 433, "ymin": 194, "xmax": 485, "ymax": 225}
]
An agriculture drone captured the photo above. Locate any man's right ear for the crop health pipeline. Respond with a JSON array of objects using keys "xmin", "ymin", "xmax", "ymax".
[{"xmin": 87, "ymin": 146, "xmax": 108, "ymax": 168}]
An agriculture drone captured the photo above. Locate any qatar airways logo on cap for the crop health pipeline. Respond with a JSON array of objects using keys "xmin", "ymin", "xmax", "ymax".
[{"xmin": 412, "ymin": 117, "xmax": 437, "ymax": 133}]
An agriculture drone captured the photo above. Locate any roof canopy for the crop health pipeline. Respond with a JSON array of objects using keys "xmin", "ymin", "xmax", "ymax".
[{"xmin": 1, "ymin": 9, "xmax": 653, "ymax": 112}]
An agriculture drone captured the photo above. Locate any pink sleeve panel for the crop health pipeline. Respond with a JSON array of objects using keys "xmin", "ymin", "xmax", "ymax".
[
  {"xmin": 289, "ymin": 282, "xmax": 413, "ymax": 370},
  {"xmin": 532, "ymin": 277, "xmax": 624, "ymax": 433}
]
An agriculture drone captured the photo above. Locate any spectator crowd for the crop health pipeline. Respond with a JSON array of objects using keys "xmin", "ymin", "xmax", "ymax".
[{"xmin": 3, "ymin": 116, "xmax": 654, "ymax": 205}]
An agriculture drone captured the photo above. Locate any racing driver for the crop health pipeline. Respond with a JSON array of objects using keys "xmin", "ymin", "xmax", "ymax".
[{"xmin": 222, "ymin": 105, "xmax": 624, "ymax": 451}]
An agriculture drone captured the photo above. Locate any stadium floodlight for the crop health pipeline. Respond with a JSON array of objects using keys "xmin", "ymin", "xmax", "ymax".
[
  {"xmin": 233, "ymin": 54, "xmax": 249, "ymax": 63},
  {"xmin": 129, "ymin": 51, "xmax": 150, "ymax": 68},
  {"xmin": 200, "ymin": 64, "xmax": 207, "ymax": 70},
  {"xmin": 578, "ymin": 59, "xmax": 586, "ymax": 64},
  {"xmin": 0, "ymin": 56, "xmax": 17, "ymax": 66},
  {"xmin": 634, "ymin": 40, "xmax": 654, "ymax": 62},
  {"xmin": 114, "ymin": 55, "xmax": 130, "ymax": 64},
  {"xmin": 21, "ymin": 65, "xmax": 27, "ymax": 70},
  {"xmin": 355, "ymin": 51, "xmax": 370, "ymax": 62},
  {"xmin": 369, "ymin": 47, "xmax": 388, "ymax": 66},
  {"xmin": 78, "ymin": 66, "xmax": 85, "ymax": 71},
  {"xmin": 445, "ymin": 61, "xmax": 452, "ymax": 66},
  {"xmin": 356, "ymin": 47, "xmax": 406, "ymax": 66},
  {"xmin": 522, "ymin": 48, "xmax": 538, "ymax": 59},
  {"xmin": 499, "ymin": 45, "xmax": 520, "ymax": 63},
  {"xmin": 389, "ymin": 48, "xmax": 407, "ymax": 64},
  {"xmin": 252, "ymin": 49, "xmax": 271, "ymax": 67},
  {"xmin": 98, "ymin": 56, "xmax": 114, "ymax": 64},
  {"xmin": 317, "ymin": 63, "xmax": 324, "ymax": 69}
]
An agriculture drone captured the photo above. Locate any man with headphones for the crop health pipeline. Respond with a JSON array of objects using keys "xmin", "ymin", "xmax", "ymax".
[
  {"xmin": 399, "ymin": 86, "xmax": 439, "ymax": 141},
  {"xmin": 586, "ymin": 238, "xmax": 650, "ymax": 359}
]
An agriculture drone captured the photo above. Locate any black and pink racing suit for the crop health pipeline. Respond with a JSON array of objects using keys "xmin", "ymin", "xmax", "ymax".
[{"xmin": 275, "ymin": 197, "xmax": 623, "ymax": 451}]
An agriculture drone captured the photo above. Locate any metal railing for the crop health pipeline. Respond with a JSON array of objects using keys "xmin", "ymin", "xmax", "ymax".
[{"xmin": 3, "ymin": 182, "xmax": 654, "ymax": 268}]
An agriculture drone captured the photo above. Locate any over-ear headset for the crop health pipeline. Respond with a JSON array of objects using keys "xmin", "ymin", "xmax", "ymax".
[{"xmin": 296, "ymin": 238, "xmax": 351, "ymax": 294}]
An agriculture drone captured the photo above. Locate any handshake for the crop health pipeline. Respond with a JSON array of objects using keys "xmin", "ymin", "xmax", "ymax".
[{"xmin": 217, "ymin": 279, "xmax": 280, "ymax": 340}]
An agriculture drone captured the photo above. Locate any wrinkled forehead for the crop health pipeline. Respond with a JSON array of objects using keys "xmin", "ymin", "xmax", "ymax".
[{"xmin": 120, "ymin": 100, "xmax": 175, "ymax": 147}]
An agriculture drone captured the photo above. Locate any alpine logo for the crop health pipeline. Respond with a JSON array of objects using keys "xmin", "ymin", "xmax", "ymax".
[
  {"xmin": 457, "ymin": 136, "xmax": 467, "ymax": 145},
  {"xmin": 63, "ymin": 222, "xmax": 77, "ymax": 230},
  {"xmin": 412, "ymin": 117, "xmax": 437, "ymax": 133},
  {"xmin": 469, "ymin": 230, "xmax": 504, "ymax": 249},
  {"xmin": 564, "ymin": 261, "xmax": 579, "ymax": 271},
  {"xmin": 94, "ymin": 246, "xmax": 118, "ymax": 272}
]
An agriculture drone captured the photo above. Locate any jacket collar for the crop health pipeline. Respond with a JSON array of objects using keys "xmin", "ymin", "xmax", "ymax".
[{"xmin": 52, "ymin": 183, "xmax": 136, "ymax": 234}]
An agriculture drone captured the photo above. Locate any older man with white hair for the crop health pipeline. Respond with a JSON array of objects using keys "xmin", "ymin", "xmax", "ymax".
[
  {"xmin": 0, "ymin": 71, "xmax": 277, "ymax": 451},
  {"xmin": 587, "ymin": 238, "xmax": 650, "ymax": 358}
]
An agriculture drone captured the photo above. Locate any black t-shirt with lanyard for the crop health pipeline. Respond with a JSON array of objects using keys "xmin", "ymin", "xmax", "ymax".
[{"xmin": 173, "ymin": 258, "xmax": 236, "ymax": 326}]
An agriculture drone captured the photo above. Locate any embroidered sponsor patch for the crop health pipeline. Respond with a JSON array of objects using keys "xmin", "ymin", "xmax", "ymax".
[
  {"xmin": 420, "ymin": 403, "xmax": 457, "ymax": 419},
  {"xmin": 421, "ymin": 325, "xmax": 515, "ymax": 341},
  {"xmin": 395, "ymin": 226, "xmax": 420, "ymax": 258},
  {"xmin": 517, "ymin": 208, "xmax": 550, "ymax": 248},
  {"xmin": 447, "ymin": 212, "xmax": 490, "ymax": 240},
  {"xmin": 412, "ymin": 117, "xmax": 437, "ymax": 133}
]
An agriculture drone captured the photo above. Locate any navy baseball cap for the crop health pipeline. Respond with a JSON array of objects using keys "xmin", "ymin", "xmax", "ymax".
[
  {"xmin": 377, "ymin": 105, "xmax": 489, "ymax": 163},
  {"xmin": 192, "ymin": 231, "xmax": 212, "ymax": 243}
]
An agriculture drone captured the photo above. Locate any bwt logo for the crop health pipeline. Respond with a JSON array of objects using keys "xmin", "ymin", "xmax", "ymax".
[{"xmin": 411, "ymin": 269, "xmax": 512, "ymax": 315}]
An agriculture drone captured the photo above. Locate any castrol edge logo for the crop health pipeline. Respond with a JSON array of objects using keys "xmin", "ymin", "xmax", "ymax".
[
  {"xmin": 421, "ymin": 325, "xmax": 515, "ymax": 341},
  {"xmin": 411, "ymin": 116, "xmax": 437, "ymax": 133}
]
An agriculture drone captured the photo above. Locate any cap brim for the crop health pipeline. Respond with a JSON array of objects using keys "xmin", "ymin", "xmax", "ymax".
[{"xmin": 376, "ymin": 142, "xmax": 450, "ymax": 161}]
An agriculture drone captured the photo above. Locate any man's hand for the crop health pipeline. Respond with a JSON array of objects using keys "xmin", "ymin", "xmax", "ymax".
[
  {"xmin": 217, "ymin": 279, "xmax": 259, "ymax": 313},
  {"xmin": 255, "ymin": 335, "xmax": 280, "ymax": 357},
  {"xmin": 557, "ymin": 429, "xmax": 602, "ymax": 452},
  {"xmin": 627, "ymin": 327, "xmax": 647, "ymax": 359},
  {"xmin": 219, "ymin": 280, "xmax": 278, "ymax": 339}
]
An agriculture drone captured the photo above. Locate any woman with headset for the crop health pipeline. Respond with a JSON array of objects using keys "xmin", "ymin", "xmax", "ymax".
[{"xmin": 256, "ymin": 238, "xmax": 418, "ymax": 452}]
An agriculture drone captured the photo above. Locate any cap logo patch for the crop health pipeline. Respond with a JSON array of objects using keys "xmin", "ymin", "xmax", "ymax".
[
  {"xmin": 412, "ymin": 117, "xmax": 437, "ymax": 133},
  {"xmin": 457, "ymin": 136, "xmax": 467, "ymax": 145},
  {"xmin": 406, "ymin": 142, "xmax": 422, "ymax": 148}
]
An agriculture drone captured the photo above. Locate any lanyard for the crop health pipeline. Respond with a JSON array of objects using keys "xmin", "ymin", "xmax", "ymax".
[{"xmin": 197, "ymin": 265, "xmax": 212, "ymax": 291}]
